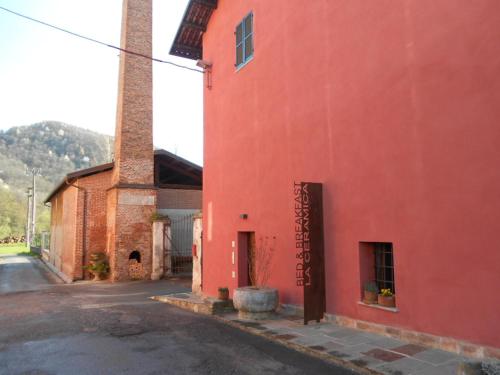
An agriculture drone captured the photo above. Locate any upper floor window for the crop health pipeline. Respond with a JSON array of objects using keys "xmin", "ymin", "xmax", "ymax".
[{"xmin": 236, "ymin": 12, "xmax": 253, "ymax": 68}]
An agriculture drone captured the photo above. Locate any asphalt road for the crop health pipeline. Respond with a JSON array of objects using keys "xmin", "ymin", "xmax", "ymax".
[
  {"xmin": 0, "ymin": 256, "xmax": 358, "ymax": 375},
  {"xmin": 0, "ymin": 254, "xmax": 61, "ymax": 294}
]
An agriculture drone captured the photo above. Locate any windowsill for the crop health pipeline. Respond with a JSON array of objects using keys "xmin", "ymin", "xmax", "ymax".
[
  {"xmin": 236, "ymin": 55, "xmax": 254, "ymax": 72},
  {"xmin": 358, "ymin": 301, "xmax": 399, "ymax": 313}
]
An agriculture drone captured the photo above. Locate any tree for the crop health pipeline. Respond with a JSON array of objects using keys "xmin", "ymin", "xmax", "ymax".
[{"xmin": 0, "ymin": 187, "xmax": 25, "ymax": 238}]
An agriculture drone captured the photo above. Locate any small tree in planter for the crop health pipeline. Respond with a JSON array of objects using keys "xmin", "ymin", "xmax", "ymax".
[
  {"xmin": 363, "ymin": 281, "xmax": 379, "ymax": 304},
  {"xmin": 233, "ymin": 236, "xmax": 279, "ymax": 320},
  {"xmin": 378, "ymin": 288, "xmax": 396, "ymax": 308},
  {"xmin": 84, "ymin": 252, "xmax": 110, "ymax": 281}
]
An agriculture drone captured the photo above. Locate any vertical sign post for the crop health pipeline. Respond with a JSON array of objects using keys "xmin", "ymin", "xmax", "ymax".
[{"xmin": 294, "ymin": 182, "xmax": 326, "ymax": 324}]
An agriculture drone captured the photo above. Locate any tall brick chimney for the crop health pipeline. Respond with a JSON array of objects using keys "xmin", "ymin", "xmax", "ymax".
[
  {"xmin": 113, "ymin": 0, "xmax": 154, "ymax": 185},
  {"xmin": 107, "ymin": 0, "xmax": 156, "ymax": 281}
]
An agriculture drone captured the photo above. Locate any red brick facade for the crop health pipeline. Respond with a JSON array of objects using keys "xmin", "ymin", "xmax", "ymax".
[
  {"xmin": 49, "ymin": 185, "xmax": 78, "ymax": 279},
  {"xmin": 107, "ymin": 188, "xmax": 156, "ymax": 281},
  {"xmin": 48, "ymin": 170, "xmax": 112, "ymax": 281},
  {"xmin": 49, "ymin": 178, "xmax": 200, "ymax": 281}
]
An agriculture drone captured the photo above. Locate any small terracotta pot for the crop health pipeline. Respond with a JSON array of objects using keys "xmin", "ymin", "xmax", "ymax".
[
  {"xmin": 218, "ymin": 288, "xmax": 229, "ymax": 300},
  {"xmin": 378, "ymin": 294, "xmax": 396, "ymax": 308},
  {"xmin": 363, "ymin": 290, "xmax": 378, "ymax": 304}
]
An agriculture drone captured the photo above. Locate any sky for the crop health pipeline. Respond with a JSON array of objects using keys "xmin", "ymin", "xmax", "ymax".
[{"xmin": 0, "ymin": 0, "xmax": 203, "ymax": 165}]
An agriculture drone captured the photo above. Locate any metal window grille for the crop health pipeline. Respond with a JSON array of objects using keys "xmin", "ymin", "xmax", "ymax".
[
  {"xmin": 374, "ymin": 243, "xmax": 395, "ymax": 293},
  {"xmin": 236, "ymin": 12, "xmax": 253, "ymax": 68}
]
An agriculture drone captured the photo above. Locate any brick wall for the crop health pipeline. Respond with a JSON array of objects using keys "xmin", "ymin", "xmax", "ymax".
[
  {"xmin": 157, "ymin": 188, "xmax": 202, "ymax": 210},
  {"xmin": 49, "ymin": 170, "xmax": 112, "ymax": 281},
  {"xmin": 77, "ymin": 170, "xmax": 112, "ymax": 279},
  {"xmin": 107, "ymin": 188, "xmax": 156, "ymax": 281},
  {"xmin": 106, "ymin": 187, "xmax": 118, "ymax": 280},
  {"xmin": 49, "ymin": 185, "xmax": 78, "ymax": 280}
]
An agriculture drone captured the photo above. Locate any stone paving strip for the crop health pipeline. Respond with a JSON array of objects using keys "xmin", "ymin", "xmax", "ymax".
[{"xmin": 153, "ymin": 293, "xmax": 500, "ymax": 375}]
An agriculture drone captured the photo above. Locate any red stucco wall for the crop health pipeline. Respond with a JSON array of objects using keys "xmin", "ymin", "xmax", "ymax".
[{"xmin": 201, "ymin": 0, "xmax": 500, "ymax": 348}]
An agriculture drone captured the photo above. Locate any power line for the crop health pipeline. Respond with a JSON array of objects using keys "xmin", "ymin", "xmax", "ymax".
[{"xmin": 0, "ymin": 5, "xmax": 204, "ymax": 74}]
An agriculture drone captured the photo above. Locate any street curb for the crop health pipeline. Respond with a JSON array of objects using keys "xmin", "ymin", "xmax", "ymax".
[
  {"xmin": 39, "ymin": 257, "xmax": 71, "ymax": 284},
  {"xmin": 211, "ymin": 315, "xmax": 382, "ymax": 375}
]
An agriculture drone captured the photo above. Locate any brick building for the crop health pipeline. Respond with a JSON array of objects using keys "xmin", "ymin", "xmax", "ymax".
[
  {"xmin": 171, "ymin": 0, "xmax": 500, "ymax": 358},
  {"xmin": 45, "ymin": 150, "xmax": 201, "ymax": 282},
  {"xmin": 45, "ymin": 0, "xmax": 202, "ymax": 282}
]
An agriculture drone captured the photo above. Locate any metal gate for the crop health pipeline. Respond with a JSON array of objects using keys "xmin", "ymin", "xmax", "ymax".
[{"xmin": 167, "ymin": 213, "xmax": 194, "ymax": 276}]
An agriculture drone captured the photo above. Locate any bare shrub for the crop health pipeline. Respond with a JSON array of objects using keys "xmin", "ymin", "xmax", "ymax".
[{"xmin": 248, "ymin": 236, "xmax": 276, "ymax": 287}]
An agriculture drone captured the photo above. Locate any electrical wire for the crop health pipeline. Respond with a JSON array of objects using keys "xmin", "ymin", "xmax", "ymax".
[{"xmin": 0, "ymin": 5, "xmax": 204, "ymax": 74}]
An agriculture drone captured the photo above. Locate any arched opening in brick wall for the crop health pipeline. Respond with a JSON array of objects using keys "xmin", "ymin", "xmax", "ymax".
[
  {"xmin": 128, "ymin": 250, "xmax": 144, "ymax": 280},
  {"xmin": 129, "ymin": 250, "xmax": 141, "ymax": 263}
]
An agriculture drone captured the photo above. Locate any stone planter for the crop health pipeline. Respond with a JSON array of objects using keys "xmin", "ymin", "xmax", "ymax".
[{"xmin": 233, "ymin": 287, "xmax": 279, "ymax": 320}]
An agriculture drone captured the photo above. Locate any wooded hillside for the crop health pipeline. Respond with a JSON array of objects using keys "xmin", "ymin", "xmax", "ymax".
[{"xmin": 0, "ymin": 121, "xmax": 113, "ymax": 238}]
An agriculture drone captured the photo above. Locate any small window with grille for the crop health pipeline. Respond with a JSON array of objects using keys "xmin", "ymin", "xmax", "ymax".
[
  {"xmin": 374, "ymin": 243, "xmax": 395, "ymax": 293},
  {"xmin": 235, "ymin": 12, "xmax": 254, "ymax": 68}
]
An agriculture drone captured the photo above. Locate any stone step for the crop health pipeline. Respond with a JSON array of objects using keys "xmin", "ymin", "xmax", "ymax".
[{"xmin": 152, "ymin": 292, "xmax": 235, "ymax": 315}]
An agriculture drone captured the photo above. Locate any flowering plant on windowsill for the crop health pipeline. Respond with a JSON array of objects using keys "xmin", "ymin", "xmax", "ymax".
[
  {"xmin": 380, "ymin": 288, "xmax": 393, "ymax": 297},
  {"xmin": 378, "ymin": 288, "xmax": 396, "ymax": 308}
]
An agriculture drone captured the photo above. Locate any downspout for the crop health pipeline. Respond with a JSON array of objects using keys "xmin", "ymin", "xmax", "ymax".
[{"xmin": 65, "ymin": 177, "xmax": 87, "ymax": 280}]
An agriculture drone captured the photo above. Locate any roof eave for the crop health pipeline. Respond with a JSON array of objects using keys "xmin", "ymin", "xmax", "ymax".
[
  {"xmin": 44, "ymin": 162, "xmax": 114, "ymax": 203},
  {"xmin": 169, "ymin": 0, "xmax": 217, "ymax": 60}
]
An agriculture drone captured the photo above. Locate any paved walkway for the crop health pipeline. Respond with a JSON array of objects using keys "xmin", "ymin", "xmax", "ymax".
[
  {"xmin": 155, "ymin": 293, "xmax": 500, "ymax": 375},
  {"xmin": 0, "ymin": 254, "xmax": 61, "ymax": 294},
  {"xmin": 221, "ymin": 313, "xmax": 500, "ymax": 375}
]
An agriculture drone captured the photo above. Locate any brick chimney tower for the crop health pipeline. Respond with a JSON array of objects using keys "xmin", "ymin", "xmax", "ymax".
[{"xmin": 107, "ymin": 0, "xmax": 156, "ymax": 281}]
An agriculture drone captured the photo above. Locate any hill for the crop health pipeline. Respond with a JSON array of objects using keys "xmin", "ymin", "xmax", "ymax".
[{"xmin": 0, "ymin": 121, "xmax": 113, "ymax": 238}]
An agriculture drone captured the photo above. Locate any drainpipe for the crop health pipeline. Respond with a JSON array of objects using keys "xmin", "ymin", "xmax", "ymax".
[{"xmin": 65, "ymin": 177, "xmax": 87, "ymax": 280}]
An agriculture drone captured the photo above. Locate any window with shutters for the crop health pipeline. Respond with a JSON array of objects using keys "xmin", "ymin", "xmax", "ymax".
[{"xmin": 236, "ymin": 12, "xmax": 253, "ymax": 69}]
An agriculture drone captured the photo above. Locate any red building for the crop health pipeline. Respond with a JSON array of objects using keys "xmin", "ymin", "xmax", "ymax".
[{"xmin": 171, "ymin": 0, "xmax": 500, "ymax": 356}]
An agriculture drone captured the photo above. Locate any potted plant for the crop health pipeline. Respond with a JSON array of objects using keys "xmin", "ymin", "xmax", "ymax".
[
  {"xmin": 378, "ymin": 288, "xmax": 396, "ymax": 308},
  {"xmin": 84, "ymin": 252, "xmax": 110, "ymax": 281},
  {"xmin": 363, "ymin": 281, "xmax": 379, "ymax": 304},
  {"xmin": 218, "ymin": 287, "xmax": 229, "ymax": 300},
  {"xmin": 233, "ymin": 236, "xmax": 279, "ymax": 320}
]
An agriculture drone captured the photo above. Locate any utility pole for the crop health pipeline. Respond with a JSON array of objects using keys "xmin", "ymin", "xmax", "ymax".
[
  {"xmin": 25, "ymin": 168, "xmax": 41, "ymax": 246},
  {"xmin": 31, "ymin": 171, "xmax": 36, "ymax": 243},
  {"xmin": 25, "ymin": 187, "xmax": 32, "ymax": 247}
]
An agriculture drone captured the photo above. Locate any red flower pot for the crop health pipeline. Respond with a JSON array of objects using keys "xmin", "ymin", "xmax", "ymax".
[
  {"xmin": 363, "ymin": 290, "xmax": 378, "ymax": 304},
  {"xmin": 378, "ymin": 294, "xmax": 396, "ymax": 308}
]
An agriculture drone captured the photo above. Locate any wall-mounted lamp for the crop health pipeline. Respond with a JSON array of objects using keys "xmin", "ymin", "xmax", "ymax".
[
  {"xmin": 196, "ymin": 60, "xmax": 212, "ymax": 69},
  {"xmin": 196, "ymin": 60, "xmax": 213, "ymax": 90},
  {"xmin": 239, "ymin": 214, "xmax": 248, "ymax": 220}
]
